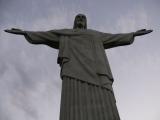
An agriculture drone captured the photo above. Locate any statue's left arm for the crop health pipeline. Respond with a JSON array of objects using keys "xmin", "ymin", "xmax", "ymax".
[{"xmin": 101, "ymin": 29, "xmax": 153, "ymax": 49}]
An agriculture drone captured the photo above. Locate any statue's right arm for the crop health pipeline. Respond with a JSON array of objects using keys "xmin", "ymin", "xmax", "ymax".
[{"xmin": 5, "ymin": 28, "xmax": 59, "ymax": 49}]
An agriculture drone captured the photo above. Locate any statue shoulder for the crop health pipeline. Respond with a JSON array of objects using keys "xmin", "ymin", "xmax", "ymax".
[{"xmin": 48, "ymin": 29, "xmax": 74, "ymax": 35}]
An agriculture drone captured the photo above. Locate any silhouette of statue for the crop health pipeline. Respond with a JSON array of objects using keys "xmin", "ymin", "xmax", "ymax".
[{"xmin": 5, "ymin": 14, "xmax": 152, "ymax": 120}]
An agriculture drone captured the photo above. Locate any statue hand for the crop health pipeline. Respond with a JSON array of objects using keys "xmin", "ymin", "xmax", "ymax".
[
  {"xmin": 4, "ymin": 28, "xmax": 26, "ymax": 35},
  {"xmin": 134, "ymin": 29, "xmax": 153, "ymax": 37}
]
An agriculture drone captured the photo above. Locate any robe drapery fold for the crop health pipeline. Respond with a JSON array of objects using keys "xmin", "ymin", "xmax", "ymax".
[{"xmin": 60, "ymin": 76, "xmax": 120, "ymax": 120}]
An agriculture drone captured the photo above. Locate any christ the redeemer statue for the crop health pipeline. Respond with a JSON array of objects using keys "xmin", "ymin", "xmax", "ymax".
[{"xmin": 5, "ymin": 14, "xmax": 152, "ymax": 120}]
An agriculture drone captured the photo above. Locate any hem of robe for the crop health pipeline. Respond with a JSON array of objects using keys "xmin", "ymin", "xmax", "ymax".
[
  {"xmin": 59, "ymin": 76, "xmax": 120, "ymax": 120},
  {"xmin": 61, "ymin": 75, "xmax": 114, "ymax": 92}
]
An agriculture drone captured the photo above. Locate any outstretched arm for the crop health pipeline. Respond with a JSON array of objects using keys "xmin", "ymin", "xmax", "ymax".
[
  {"xmin": 101, "ymin": 29, "xmax": 153, "ymax": 49},
  {"xmin": 4, "ymin": 28, "xmax": 60, "ymax": 49}
]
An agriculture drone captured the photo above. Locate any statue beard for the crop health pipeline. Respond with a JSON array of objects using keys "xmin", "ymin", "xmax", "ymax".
[{"xmin": 73, "ymin": 19, "xmax": 87, "ymax": 29}]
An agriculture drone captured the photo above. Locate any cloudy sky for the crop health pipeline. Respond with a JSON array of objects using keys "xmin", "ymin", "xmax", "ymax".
[{"xmin": 0, "ymin": 0, "xmax": 160, "ymax": 120}]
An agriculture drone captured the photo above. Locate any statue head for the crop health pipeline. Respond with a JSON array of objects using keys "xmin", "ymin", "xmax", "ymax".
[{"xmin": 73, "ymin": 14, "xmax": 87, "ymax": 29}]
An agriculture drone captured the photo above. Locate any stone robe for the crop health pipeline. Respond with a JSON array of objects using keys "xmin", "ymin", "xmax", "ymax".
[
  {"xmin": 24, "ymin": 29, "xmax": 134, "ymax": 120},
  {"xmin": 25, "ymin": 29, "xmax": 134, "ymax": 89}
]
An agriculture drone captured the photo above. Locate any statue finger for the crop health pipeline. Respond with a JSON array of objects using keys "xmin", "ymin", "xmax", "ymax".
[
  {"xmin": 11, "ymin": 28, "xmax": 21, "ymax": 31},
  {"xmin": 146, "ymin": 30, "xmax": 153, "ymax": 34},
  {"xmin": 148, "ymin": 29, "xmax": 153, "ymax": 33},
  {"xmin": 139, "ymin": 29, "xmax": 146, "ymax": 32},
  {"xmin": 141, "ymin": 30, "xmax": 153, "ymax": 35},
  {"xmin": 4, "ymin": 29, "xmax": 13, "ymax": 33},
  {"xmin": 4, "ymin": 29, "xmax": 22, "ymax": 34}
]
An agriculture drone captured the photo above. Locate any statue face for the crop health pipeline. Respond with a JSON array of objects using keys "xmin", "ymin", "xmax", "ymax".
[{"xmin": 73, "ymin": 14, "xmax": 87, "ymax": 29}]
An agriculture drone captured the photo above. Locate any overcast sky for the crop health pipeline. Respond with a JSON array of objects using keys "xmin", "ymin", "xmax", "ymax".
[{"xmin": 0, "ymin": 0, "xmax": 160, "ymax": 120}]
